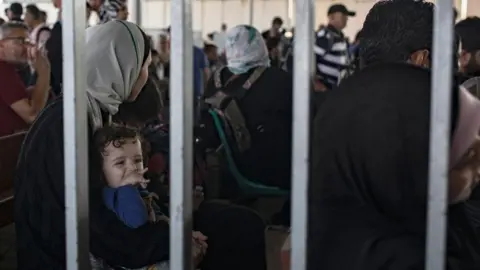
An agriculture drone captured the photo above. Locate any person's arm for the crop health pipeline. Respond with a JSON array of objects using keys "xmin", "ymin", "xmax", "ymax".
[
  {"xmin": 0, "ymin": 64, "xmax": 46, "ymax": 124},
  {"xmin": 11, "ymin": 49, "xmax": 50, "ymax": 123},
  {"xmin": 313, "ymin": 30, "xmax": 331, "ymax": 92}
]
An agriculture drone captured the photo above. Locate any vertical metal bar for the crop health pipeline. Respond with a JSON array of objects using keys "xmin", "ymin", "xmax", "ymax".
[
  {"xmin": 248, "ymin": 0, "xmax": 254, "ymax": 26},
  {"xmin": 426, "ymin": 1, "xmax": 453, "ymax": 270},
  {"xmin": 62, "ymin": 0, "xmax": 88, "ymax": 269},
  {"xmin": 136, "ymin": 0, "xmax": 142, "ymax": 26},
  {"xmin": 170, "ymin": 0, "xmax": 194, "ymax": 267},
  {"xmin": 290, "ymin": 0, "xmax": 313, "ymax": 268}
]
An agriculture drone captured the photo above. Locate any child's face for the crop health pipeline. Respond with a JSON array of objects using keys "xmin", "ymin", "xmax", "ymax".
[{"xmin": 102, "ymin": 138, "xmax": 144, "ymax": 188}]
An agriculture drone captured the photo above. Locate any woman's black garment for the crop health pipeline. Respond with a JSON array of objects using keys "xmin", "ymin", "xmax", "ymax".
[
  {"xmin": 14, "ymin": 98, "xmax": 267, "ymax": 269},
  {"xmin": 307, "ymin": 63, "xmax": 480, "ymax": 270},
  {"xmin": 195, "ymin": 200, "xmax": 267, "ymax": 270},
  {"xmin": 202, "ymin": 66, "xmax": 293, "ymax": 190}
]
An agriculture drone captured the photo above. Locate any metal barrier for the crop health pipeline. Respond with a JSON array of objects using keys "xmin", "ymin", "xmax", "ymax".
[
  {"xmin": 426, "ymin": 1, "xmax": 453, "ymax": 269},
  {"xmin": 63, "ymin": 0, "xmax": 89, "ymax": 269},
  {"xmin": 61, "ymin": 0, "xmax": 454, "ymax": 269}
]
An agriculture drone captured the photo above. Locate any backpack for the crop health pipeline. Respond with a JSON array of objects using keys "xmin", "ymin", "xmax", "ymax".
[
  {"xmin": 201, "ymin": 67, "xmax": 270, "ymax": 200},
  {"xmin": 204, "ymin": 66, "xmax": 266, "ymax": 153},
  {"xmin": 36, "ymin": 26, "xmax": 51, "ymax": 45}
]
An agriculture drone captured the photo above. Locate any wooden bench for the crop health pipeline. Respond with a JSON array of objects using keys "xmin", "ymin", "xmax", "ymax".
[{"xmin": 0, "ymin": 132, "xmax": 26, "ymax": 228}]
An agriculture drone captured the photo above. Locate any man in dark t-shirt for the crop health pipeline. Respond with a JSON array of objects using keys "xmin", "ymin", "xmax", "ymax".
[{"xmin": 262, "ymin": 17, "xmax": 284, "ymax": 67}]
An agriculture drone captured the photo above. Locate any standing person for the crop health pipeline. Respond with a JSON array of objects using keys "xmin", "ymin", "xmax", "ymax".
[
  {"xmin": 0, "ymin": 22, "xmax": 50, "ymax": 136},
  {"xmin": 262, "ymin": 17, "xmax": 284, "ymax": 67},
  {"xmin": 313, "ymin": 4, "xmax": 355, "ymax": 92},
  {"xmin": 7, "ymin": 2, "xmax": 23, "ymax": 22},
  {"xmin": 45, "ymin": 0, "xmax": 63, "ymax": 96},
  {"xmin": 204, "ymin": 43, "xmax": 220, "ymax": 73},
  {"xmin": 25, "ymin": 4, "xmax": 50, "ymax": 47}
]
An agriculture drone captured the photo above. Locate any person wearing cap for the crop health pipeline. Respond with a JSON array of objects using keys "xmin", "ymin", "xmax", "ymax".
[
  {"xmin": 7, "ymin": 2, "xmax": 23, "ymax": 22},
  {"xmin": 313, "ymin": 4, "xmax": 355, "ymax": 92}
]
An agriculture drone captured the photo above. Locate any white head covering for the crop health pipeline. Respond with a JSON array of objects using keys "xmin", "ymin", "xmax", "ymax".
[
  {"xmin": 225, "ymin": 25, "xmax": 270, "ymax": 75},
  {"xmin": 85, "ymin": 20, "xmax": 145, "ymax": 130}
]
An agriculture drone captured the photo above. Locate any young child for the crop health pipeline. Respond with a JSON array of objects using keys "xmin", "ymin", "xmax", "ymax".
[
  {"xmin": 91, "ymin": 125, "xmax": 207, "ymax": 270},
  {"xmin": 91, "ymin": 124, "xmax": 170, "ymax": 270}
]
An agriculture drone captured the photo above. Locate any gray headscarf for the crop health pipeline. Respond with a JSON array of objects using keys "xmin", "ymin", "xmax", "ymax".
[{"xmin": 85, "ymin": 20, "xmax": 145, "ymax": 130}]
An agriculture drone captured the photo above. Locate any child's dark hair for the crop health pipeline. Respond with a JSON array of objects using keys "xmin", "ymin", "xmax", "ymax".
[{"xmin": 93, "ymin": 125, "xmax": 142, "ymax": 157}]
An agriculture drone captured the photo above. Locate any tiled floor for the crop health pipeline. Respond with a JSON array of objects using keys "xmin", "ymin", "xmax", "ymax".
[{"xmin": 0, "ymin": 224, "xmax": 16, "ymax": 270}]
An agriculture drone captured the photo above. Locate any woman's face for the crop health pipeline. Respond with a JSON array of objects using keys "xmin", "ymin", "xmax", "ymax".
[
  {"xmin": 449, "ymin": 137, "xmax": 480, "ymax": 203},
  {"xmin": 128, "ymin": 51, "xmax": 152, "ymax": 101}
]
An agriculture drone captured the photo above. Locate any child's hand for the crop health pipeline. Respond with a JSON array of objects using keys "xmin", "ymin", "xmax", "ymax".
[{"xmin": 121, "ymin": 168, "xmax": 149, "ymax": 187}]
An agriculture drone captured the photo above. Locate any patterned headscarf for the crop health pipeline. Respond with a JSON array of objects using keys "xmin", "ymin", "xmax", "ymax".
[
  {"xmin": 225, "ymin": 25, "xmax": 270, "ymax": 74},
  {"xmin": 98, "ymin": 0, "xmax": 127, "ymax": 23}
]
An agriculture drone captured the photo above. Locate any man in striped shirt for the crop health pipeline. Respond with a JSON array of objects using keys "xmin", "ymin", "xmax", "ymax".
[{"xmin": 314, "ymin": 4, "xmax": 355, "ymax": 91}]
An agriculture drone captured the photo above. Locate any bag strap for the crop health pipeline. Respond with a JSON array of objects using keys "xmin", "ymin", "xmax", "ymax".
[
  {"xmin": 36, "ymin": 26, "xmax": 51, "ymax": 44},
  {"xmin": 205, "ymin": 66, "xmax": 266, "ymax": 152}
]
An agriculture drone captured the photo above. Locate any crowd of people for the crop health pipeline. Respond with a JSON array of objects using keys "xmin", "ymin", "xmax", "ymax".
[{"xmin": 0, "ymin": 0, "xmax": 480, "ymax": 269}]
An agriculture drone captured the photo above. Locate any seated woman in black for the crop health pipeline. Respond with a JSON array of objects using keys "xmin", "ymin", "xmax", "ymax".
[
  {"xmin": 201, "ymin": 25, "xmax": 293, "ymax": 192},
  {"xmin": 15, "ymin": 21, "xmax": 267, "ymax": 270},
  {"xmin": 308, "ymin": 63, "xmax": 480, "ymax": 270}
]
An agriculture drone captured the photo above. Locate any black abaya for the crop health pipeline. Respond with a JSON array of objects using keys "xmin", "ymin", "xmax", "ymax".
[
  {"xmin": 308, "ymin": 63, "xmax": 480, "ymax": 270},
  {"xmin": 14, "ymin": 97, "xmax": 267, "ymax": 269}
]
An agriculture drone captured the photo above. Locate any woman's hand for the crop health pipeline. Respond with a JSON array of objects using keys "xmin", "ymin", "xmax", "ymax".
[{"xmin": 192, "ymin": 231, "xmax": 208, "ymax": 267}]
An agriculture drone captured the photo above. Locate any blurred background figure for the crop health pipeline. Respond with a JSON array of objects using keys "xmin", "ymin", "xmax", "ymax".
[{"xmin": 7, "ymin": 2, "xmax": 23, "ymax": 22}]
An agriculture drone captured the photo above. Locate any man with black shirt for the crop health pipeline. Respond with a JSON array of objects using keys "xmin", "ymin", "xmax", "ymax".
[
  {"xmin": 262, "ymin": 17, "xmax": 284, "ymax": 67},
  {"xmin": 314, "ymin": 4, "xmax": 355, "ymax": 91},
  {"xmin": 46, "ymin": 0, "xmax": 63, "ymax": 95}
]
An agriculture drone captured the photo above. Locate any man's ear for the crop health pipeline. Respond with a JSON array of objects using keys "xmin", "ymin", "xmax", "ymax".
[{"xmin": 410, "ymin": 49, "xmax": 430, "ymax": 68}]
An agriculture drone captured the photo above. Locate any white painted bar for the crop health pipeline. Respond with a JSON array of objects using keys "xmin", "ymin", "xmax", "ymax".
[
  {"xmin": 290, "ymin": 0, "xmax": 313, "ymax": 269},
  {"xmin": 62, "ymin": 0, "xmax": 89, "ymax": 269},
  {"xmin": 169, "ymin": 0, "xmax": 194, "ymax": 268},
  {"xmin": 425, "ymin": 0, "xmax": 454, "ymax": 269}
]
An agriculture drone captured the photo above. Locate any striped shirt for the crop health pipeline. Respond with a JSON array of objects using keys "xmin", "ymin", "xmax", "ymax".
[{"xmin": 314, "ymin": 25, "xmax": 349, "ymax": 89}]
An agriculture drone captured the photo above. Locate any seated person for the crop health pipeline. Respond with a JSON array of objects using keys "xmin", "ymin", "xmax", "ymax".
[
  {"xmin": 90, "ymin": 125, "xmax": 207, "ymax": 269},
  {"xmin": 308, "ymin": 63, "xmax": 480, "ymax": 269},
  {"xmin": 201, "ymin": 25, "xmax": 293, "ymax": 191},
  {"xmin": 15, "ymin": 20, "xmax": 267, "ymax": 270},
  {"xmin": 0, "ymin": 22, "xmax": 50, "ymax": 136}
]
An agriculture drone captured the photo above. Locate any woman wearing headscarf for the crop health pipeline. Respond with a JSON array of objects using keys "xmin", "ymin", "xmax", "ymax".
[
  {"xmin": 202, "ymin": 25, "xmax": 293, "ymax": 192},
  {"xmin": 307, "ymin": 63, "xmax": 480, "ymax": 270},
  {"xmin": 14, "ymin": 21, "xmax": 267, "ymax": 270}
]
